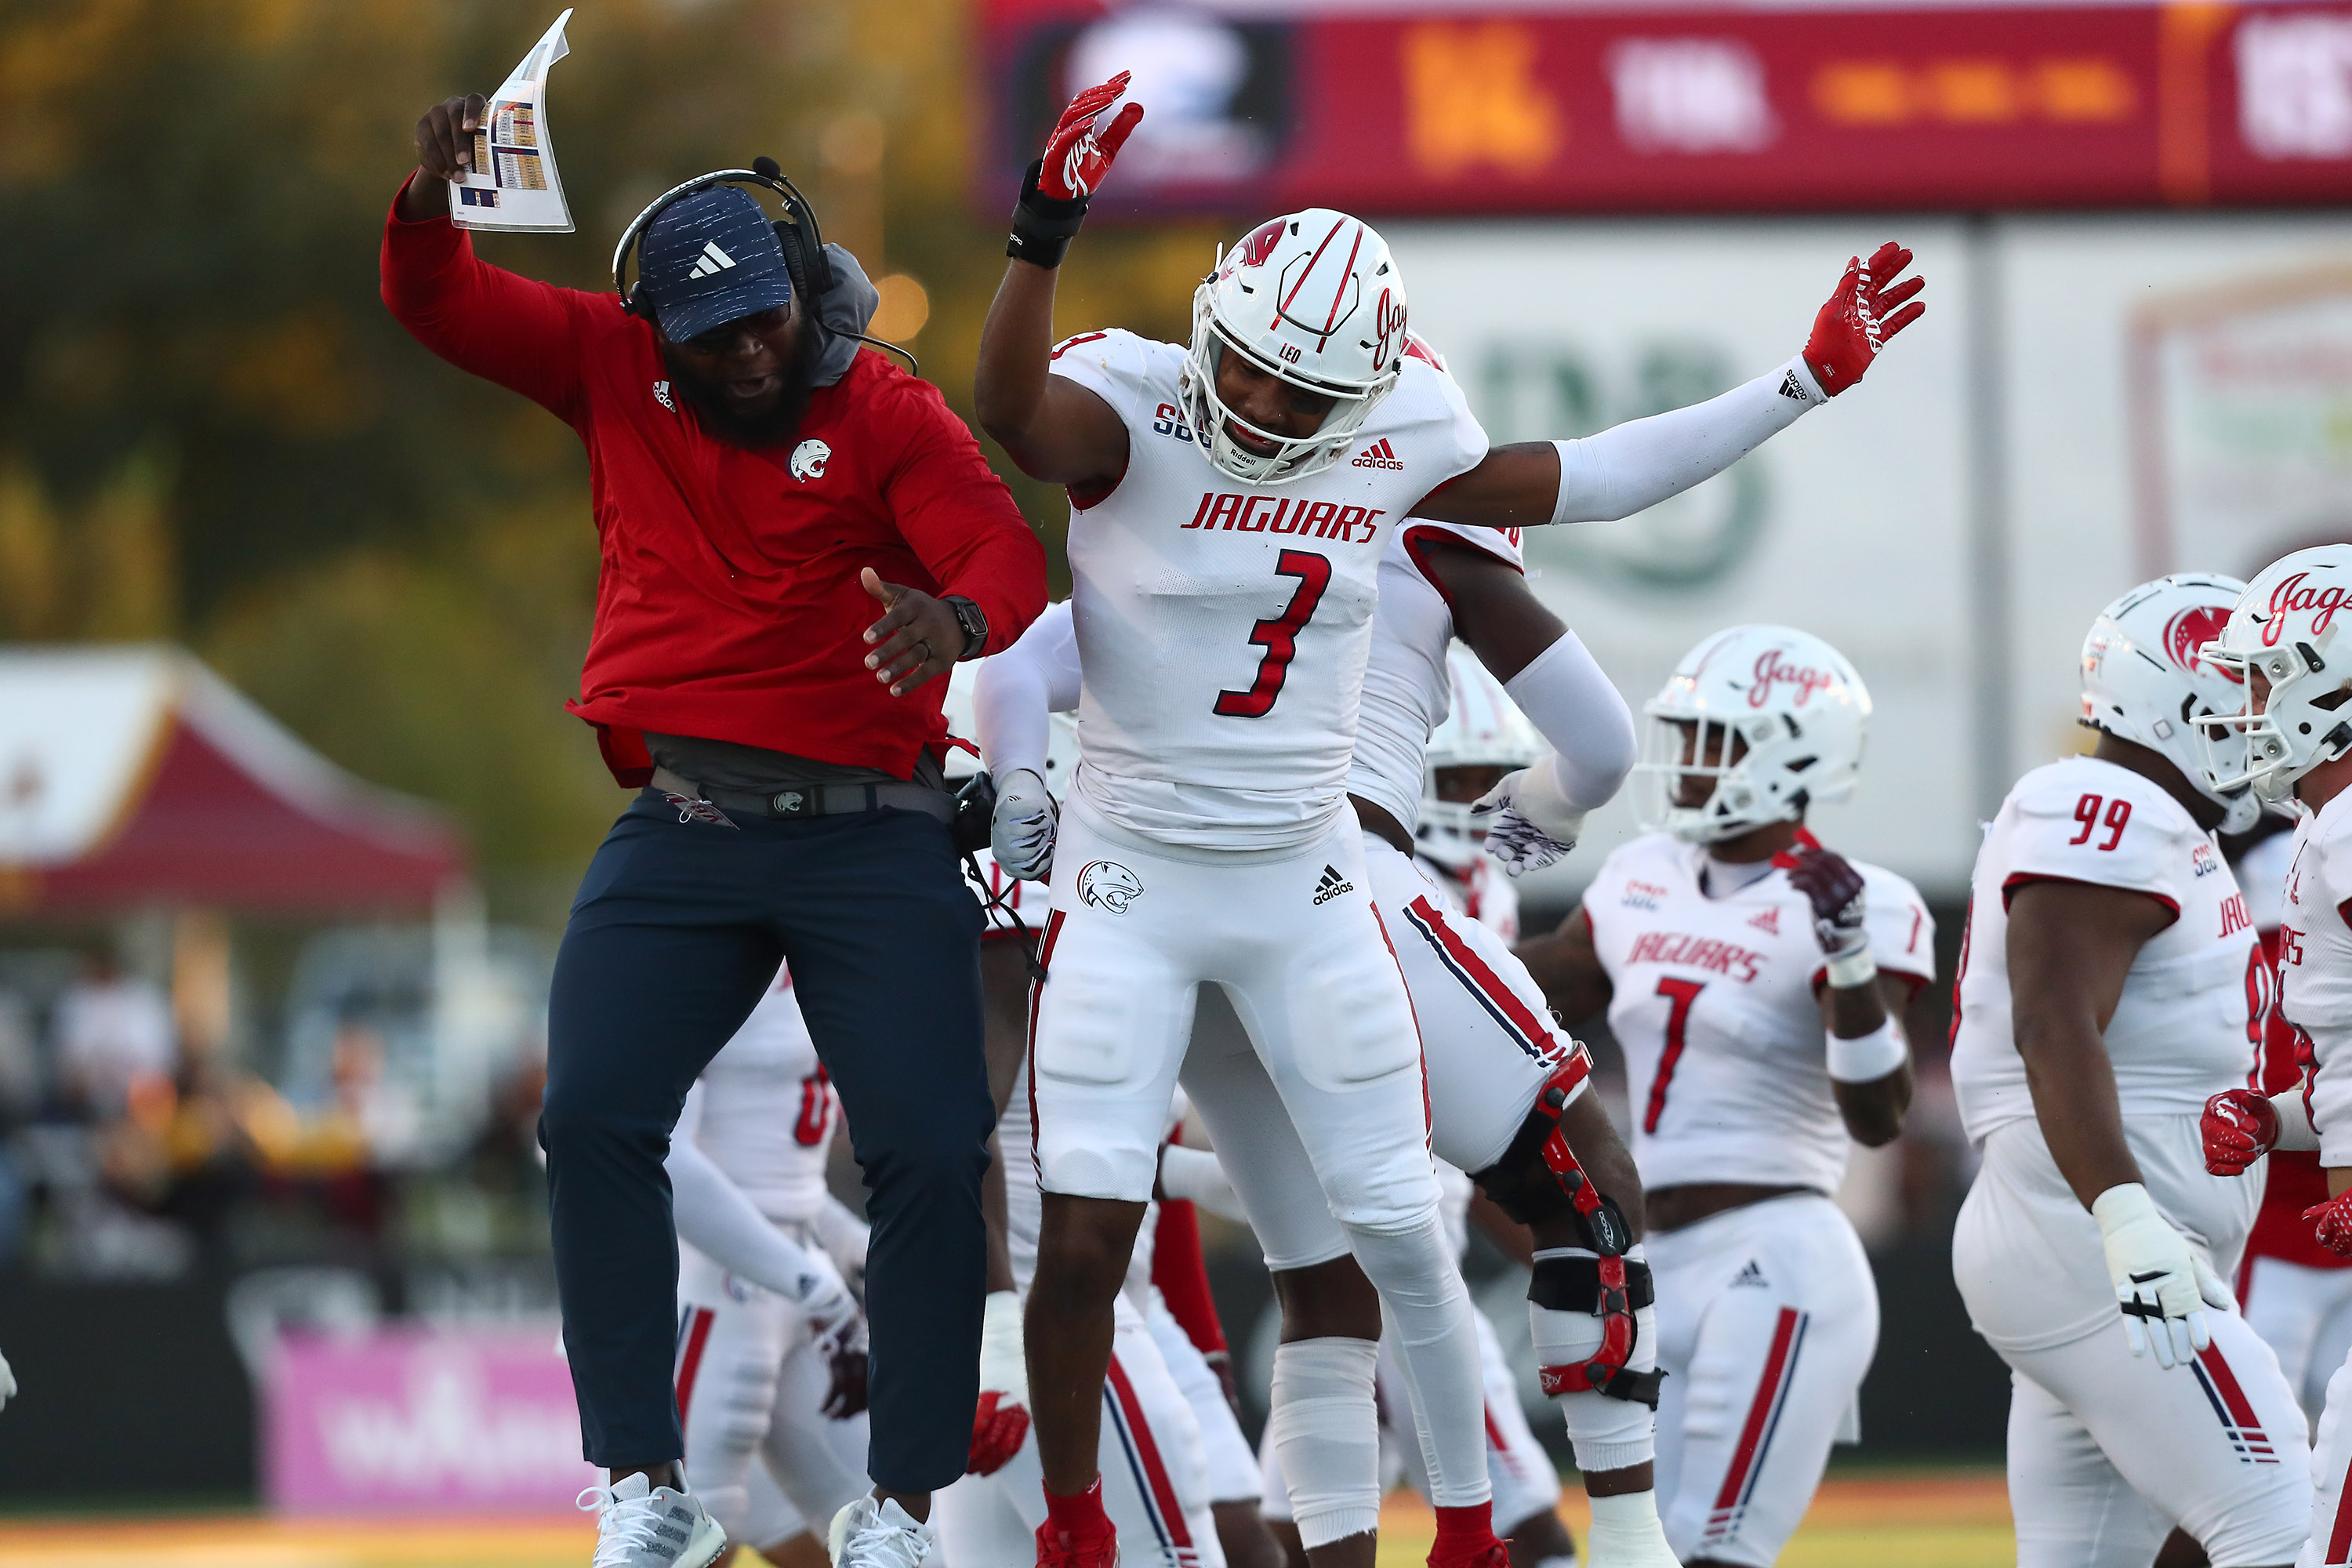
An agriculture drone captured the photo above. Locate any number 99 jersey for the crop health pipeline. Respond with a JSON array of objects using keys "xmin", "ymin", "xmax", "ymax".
[
  {"xmin": 1045, "ymin": 328, "xmax": 1487, "ymax": 854},
  {"xmin": 1950, "ymin": 755, "xmax": 2267, "ymax": 1146}
]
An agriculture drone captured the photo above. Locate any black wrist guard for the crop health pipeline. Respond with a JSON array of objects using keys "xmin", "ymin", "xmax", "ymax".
[{"xmin": 1007, "ymin": 159, "xmax": 1089, "ymax": 269}]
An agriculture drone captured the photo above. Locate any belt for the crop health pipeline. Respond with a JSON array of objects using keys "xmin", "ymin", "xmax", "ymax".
[{"xmin": 651, "ymin": 766, "xmax": 955, "ymax": 826}]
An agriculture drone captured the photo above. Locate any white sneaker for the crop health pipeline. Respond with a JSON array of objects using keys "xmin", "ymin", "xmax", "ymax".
[
  {"xmin": 577, "ymin": 1470, "xmax": 728, "ymax": 1568},
  {"xmin": 827, "ymin": 1496, "xmax": 938, "ymax": 1568}
]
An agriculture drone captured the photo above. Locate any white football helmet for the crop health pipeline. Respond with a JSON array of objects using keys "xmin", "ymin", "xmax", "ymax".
[
  {"xmin": 2079, "ymin": 573, "xmax": 2262, "ymax": 833},
  {"xmin": 1634, "ymin": 625, "xmax": 1871, "ymax": 844},
  {"xmin": 1178, "ymin": 209, "xmax": 1410, "ymax": 486},
  {"xmin": 1417, "ymin": 644, "xmax": 1545, "ymax": 872},
  {"xmin": 2196, "ymin": 544, "xmax": 2352, "ymax": 804},
  {"xmin": 942, "ymin": 662, "xmax": 1079, "ymax": 789}
]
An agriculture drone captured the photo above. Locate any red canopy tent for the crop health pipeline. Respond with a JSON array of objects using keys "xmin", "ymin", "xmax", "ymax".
[{"xmin": 0, "ymin": 647, "xmax": 466, "ymax": 916}]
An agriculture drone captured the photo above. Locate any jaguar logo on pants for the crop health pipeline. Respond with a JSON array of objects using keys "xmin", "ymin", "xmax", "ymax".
[{"xmin": 1077, "ymin": 859, "xmax": 1143, "ymax": 914}]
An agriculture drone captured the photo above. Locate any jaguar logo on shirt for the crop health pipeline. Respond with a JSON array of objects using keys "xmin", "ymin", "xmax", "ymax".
[
  {"xmin": 790, "ymin": 439, "xmax": 832, "ymax": 482},
  {"xmin": 1078, "ymin": 859, "xmax": 1144, "ymax": 915},
  {"xmin": 1181, "ymin": 492, "xmax": 1385, "ymax": 543}
]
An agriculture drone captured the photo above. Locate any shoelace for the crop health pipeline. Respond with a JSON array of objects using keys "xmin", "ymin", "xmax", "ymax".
[
  {"xmin": 578, "ymin": 1486, "xmax": 682, "ymax": 1567},
  {"xmin": 843, "ymin": 1515, "xmax": 935, "ymax": 1568}
]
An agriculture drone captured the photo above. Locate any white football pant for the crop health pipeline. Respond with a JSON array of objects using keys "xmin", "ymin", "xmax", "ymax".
[
  {"xmin": 1650, "ymin": 1194, "xmax": 1878, "ymax": 1567},
  {"xmin": 2244, "ymin": 1254, "xmax": 2352, "ymax": 1428},
  {"xmin": 675, "ymin": 1244, "xmax": 871, "ymax": 1553},
  {"xmin": 1143, "ymin": 1298, "xmax": 1262, "ymax": 1505},
  {"xmin": 1032, "ymin": 797, "xmax": 1491, "ymax": 1510},
  {"xmin": 936, "ymin": 1295, "xmax": 1223, "ymax": 1568}
]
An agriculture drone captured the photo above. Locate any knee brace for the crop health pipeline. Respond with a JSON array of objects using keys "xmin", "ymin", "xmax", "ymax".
[
  {"xmin": 1470, "ymin": 1052, "xmax": 1632, "ymax": 1257},
  {"xmin": 1267, "ymin": 1337, "xmax": 1381, "ymax": 1549},
  {"xmin": 1528, "ymin": 1244, "xmax": 1661, "ymax": 1475}
]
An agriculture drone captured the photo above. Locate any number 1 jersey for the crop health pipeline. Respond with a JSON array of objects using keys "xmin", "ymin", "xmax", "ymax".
[{"xmin": 1046, "ymin": 328, "xmax": 1489, "ymax": 852}]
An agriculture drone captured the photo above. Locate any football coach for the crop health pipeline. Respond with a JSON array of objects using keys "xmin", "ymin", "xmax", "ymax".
[{"xmin": 383, "ymin": 96, "xmax": 1046, "ymax": 1568}]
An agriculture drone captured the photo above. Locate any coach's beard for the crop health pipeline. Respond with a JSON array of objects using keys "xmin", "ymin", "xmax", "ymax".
[{"xmin": 666, "ymin": 323, "xmax": 825, "ymax": 451}]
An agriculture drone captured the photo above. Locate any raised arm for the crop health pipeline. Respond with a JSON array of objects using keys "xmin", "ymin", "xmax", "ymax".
[
  {"xmin": 1414, "ymin": 243, "xmax": 1926, "ymax": 531},
  {"xmin": 973, "ymin": 76, "xmax": 1139, "ymax": 488}
]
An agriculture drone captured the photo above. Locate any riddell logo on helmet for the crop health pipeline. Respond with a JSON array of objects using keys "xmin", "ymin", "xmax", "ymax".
[
  {"xmin": 2263, "ymin": 572, "xmax": 2347, "ymax": 646},
  {"xmin": 1748, "ymin": 648, "xmax": 1835, "ymax": 710},
  {"xmin": 2164, "ymin": 605, "xmax": 2238, "ymax": 680},
  {"xmin": 1352, "ymin": 440, "xmax": 1404, "ymax": 470}
]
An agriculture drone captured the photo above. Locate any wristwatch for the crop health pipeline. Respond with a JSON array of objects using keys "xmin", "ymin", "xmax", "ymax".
[{"xmin": 944, "ymin": 595, "xmax": 989, "ymax": 660}]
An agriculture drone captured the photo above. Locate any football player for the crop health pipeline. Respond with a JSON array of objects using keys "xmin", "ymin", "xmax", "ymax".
[
  {"xmin": 2189, "ymin": 546, "xmax": 2352, "ymax": 1566},
  {"xmin": 1515, "ymin": 626, "xmax": 1935, "ymax": 1568},
  {"xmin": 663, "ymin": 967, "xmax": 877, "ymax": 1567},
  {"xmin": 974, "ymin": 71, "xmax": 1923, "ymax": 1568},
  {"xmin": 2227, "ymin": 815, "xmax": 2352, "ymax": 1432},
  {"xmin": 1947, "ymin": 574, "xmax": 2307, "ymax": 1568}
]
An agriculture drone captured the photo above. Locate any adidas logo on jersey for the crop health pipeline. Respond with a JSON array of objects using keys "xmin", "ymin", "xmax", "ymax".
[
  {"xmin": 1351, "ymin": 438, "xmax": 1404, "ymax": 470},
  {"xmin": 1730, "ymin": 1259, "xmax": 1769, "ymax": 1288},
  {"xmin": 687, "ymin": 241, "xmax": 738, "ymax": 278},
  {"xmin": 1748, "ymin": 907, "xmax": 1781, "ymax": 935},
  {"xmin": 1312, "ymin": 865, "xmax": 1356, "ymax": 906}
]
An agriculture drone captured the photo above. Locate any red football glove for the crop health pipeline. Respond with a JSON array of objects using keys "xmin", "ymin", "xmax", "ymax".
[
  {"xmin": 1803, "ymin": 241, "xmax": 1926, "ymax": 397},
  {"xmin": 2202, "ymin": 1087, "xmax": 2280, "ymax": 1177},
  {"xmin": 967, "ymin": 1390, "xmax": 1030, "ymax": 1475},
  {"xmin": 1772, "ymin": 827, "xmax": 1868, "ymax": 962},
  {"xmin": 1040, "ymin": 72, "xmax": 1144, "ymax": 201},
  {"xmin": 2308, "ymin": 1189, "xmax": 2352, "ymax": 1258}
]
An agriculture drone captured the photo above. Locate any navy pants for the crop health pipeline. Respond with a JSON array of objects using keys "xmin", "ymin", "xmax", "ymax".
[{"xmin": 543, "ymin": 789, "xmax": 992, "ymax": 1489}]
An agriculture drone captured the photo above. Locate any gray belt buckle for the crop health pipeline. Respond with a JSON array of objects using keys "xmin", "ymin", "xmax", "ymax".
[{"xmin": 770, "ymin": 786, "xmax": 818, "ymax": 818}]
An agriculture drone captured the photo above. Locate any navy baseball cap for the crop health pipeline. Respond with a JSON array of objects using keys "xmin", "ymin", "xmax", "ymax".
[{"xmin": 638, "ymin": 185, "xmax": 794, "ymax": 343}]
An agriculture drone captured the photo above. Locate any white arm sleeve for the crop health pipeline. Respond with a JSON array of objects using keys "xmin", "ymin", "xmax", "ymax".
[
  {"xmin": 975, "ymin": 600, "xmax": 1080, "ymax": 781},
  {"xmin": 1552, "ymin": 356, "xmax": 1823, "ymax": 526},
  {"xmin": 1503, "ymin": 632, "xmax": 1635, "ymax": 811},
  {"xmin": 666, "ymin": 1083, "xmax": 839, "ymax": 1301}
]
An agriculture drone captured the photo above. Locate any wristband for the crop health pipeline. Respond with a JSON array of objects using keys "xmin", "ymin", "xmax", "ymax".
[
  {"xmin": 1007, "ymin": 159, "xmax": 1089, "ymax": 268},
  {"xmin": 1779, "ymin": 353, "xmax": 1828, "ymax": 406},
  {"xmin": 1825, "ymin": 1016, "xmax": 1906, "ymax": 1083},
  {"xmin": 1824, "ymin": 948, "xmax": 1877, "ymax": 989},
  {"xmin": 2277, "ymin": 1091, "xmax": 2321, "ymax": 1152}
]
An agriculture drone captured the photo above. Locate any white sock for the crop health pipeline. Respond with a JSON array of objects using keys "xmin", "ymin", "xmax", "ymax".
[
  {"xmin": 1584, "ymin": 1490, "xmax": 1671, "ymax": 1554},
  {"xmin": 1346, "ymin": 1214, "xmax": 1493, "ymax": 1508},
  {"xmin": 1269, "ymin": 1337, "xmax": 1381, "ymax": 1548}
]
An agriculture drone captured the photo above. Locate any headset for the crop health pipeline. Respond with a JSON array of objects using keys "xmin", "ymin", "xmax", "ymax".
[{"xmin": 611, "ymin": 155, "xmax": 916, "ymax": 372}]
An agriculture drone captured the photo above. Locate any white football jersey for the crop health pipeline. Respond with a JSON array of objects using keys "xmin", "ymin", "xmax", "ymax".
[
  {"xmin": 1582, "ymin": 833, "xmax": 1935, "ymax": 1193},
  {"xmin": 1346, "ymin": 520, "xmax": 1526, "ymax": 838},
  {"xmin": 688, "ymin": 965, "xmax": 839, "ymax": 1222},
  {"xmin": 2282, "ymin": 790, "xmax": 2352, "ymax": 1163},
  {"xmin": 2238, "ymin": 827, "xmax": 2296, "ymax": 934},
  {"xmin": 1047, "ymin": 329, "xmax": 1489, "ymax": 851},
  {"xmin": 1951, "ymin": 757, "xmax": 2266, "ymax": 1145}
]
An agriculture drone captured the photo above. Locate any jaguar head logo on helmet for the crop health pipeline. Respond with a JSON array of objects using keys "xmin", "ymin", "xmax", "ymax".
[
  {"xmin": 1178, "ymin": 209, "xmax": 1411, "ymax": 487},
  {"xmin": 1634, "ymin": 625, "xmax": 1871, "ymax": 843},
  {"xmin": 2195, "ymin": 545, "xmax": 2352, "ymax": 804},
  {"xmin": 2078, "ymin": 573, "xmax": 2263, "ymax": 833}
]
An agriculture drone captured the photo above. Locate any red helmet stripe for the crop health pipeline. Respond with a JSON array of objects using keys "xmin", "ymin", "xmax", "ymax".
[{"xmin": 1322, "ymin": 224, "xmax": 1365, "ymax": 332}]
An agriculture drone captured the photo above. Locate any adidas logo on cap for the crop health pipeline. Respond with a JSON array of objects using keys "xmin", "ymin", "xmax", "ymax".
[
  {"xmin": 1312, "ymin": 865, "xmax": 1356, "ymax": 906},
  {"xmin": 1351, "ymin": 438, "xmax": 1404, "ymax": 470},
  {"xmin": 687, "ymin": 241, "xmax": 738, "ymax": 279}
]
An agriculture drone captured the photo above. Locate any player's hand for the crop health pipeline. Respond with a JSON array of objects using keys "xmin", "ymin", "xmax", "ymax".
[
  {"xmin": 967, "ymin": 1290, "xmax": 1031, "ymax": 1475},
  {"xmin": 1471, "ymin": 757, "xmax": 1586, "ymax": 878},
  {"xmin": 2093, "ymin": 1182, "xmax": 2225, "ymax": 1368},
  {"xmin": 818, "ymin": 1313, "xmax": 869, "ymax": 1420},
  {"xmin": 1802, "ymin": 241, "xmax": 1926, "ymax": 397},
  {"xmin": 1773, "ymin": 829, "xmax": 1870, "ymax": 967},
  {"xmin": 2308, "ymin": 1190, "xmax": 2352, "ymax": 1258},
  {"xmin": 1040, "ymin": 72, "xmax": 1144, "ymax": 200},
  {"xmin": 2202, "ymin": 1088, "xmax": 2281, "ymax": 1177},
  {"xmin": 992, "ymin": 768, "xmax": 1059, "ymax": 882},
  {"xmin": 861, "ymin": 568, "xmax": 961, "ymax": 697}
]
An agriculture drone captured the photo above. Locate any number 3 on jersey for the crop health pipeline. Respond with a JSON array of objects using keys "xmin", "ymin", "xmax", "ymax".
[{"xmin": 1214, "ymin": 550, "xmax": 1332, "ymax": 718}]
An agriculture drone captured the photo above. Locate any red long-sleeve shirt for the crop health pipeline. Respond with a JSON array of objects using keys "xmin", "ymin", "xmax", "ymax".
[{"xmin": 380, "ymin": 183, "xmax": 1045, "ymax": 782}]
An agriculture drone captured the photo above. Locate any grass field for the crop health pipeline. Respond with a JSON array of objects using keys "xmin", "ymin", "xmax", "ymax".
[{"xmin": 0, "ymin": 1470, "xmax": 2013, "ymax": 1567}]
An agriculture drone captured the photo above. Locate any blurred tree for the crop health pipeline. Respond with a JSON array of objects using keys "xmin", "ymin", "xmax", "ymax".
[{"xmin": 0, "ymin": 0, "xmax": 1212, "ymax": 921}]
